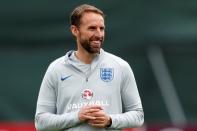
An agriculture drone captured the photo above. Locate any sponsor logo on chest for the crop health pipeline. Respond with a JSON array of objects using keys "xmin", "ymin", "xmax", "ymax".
[{"xmin": 66, "ymin": 100, "xmax": 109, "ymax": 111}]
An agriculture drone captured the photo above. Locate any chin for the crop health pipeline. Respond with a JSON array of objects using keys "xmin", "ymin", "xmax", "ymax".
[
  {"xmin": 93, "ymin": 48, "xmax": 101, "ymax": 53},
  {"xmin": 89, "ymin": 49, "xmax": 100, "ymax": 54}
]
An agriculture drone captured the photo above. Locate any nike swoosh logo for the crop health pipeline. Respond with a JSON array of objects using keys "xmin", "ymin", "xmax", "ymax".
[{"xmin": 61, "ymin": 75, "xmax": 72, "ymax": 81}]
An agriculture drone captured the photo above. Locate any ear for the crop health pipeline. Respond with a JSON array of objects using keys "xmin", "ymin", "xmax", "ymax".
[{"xmin": 70, "ymin": 25, "xmax": 78, "ymax": 37}]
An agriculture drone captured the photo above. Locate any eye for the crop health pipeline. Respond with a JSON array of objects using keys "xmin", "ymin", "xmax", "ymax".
[
  {"xmin": 88, "ymin": 26, "xmax": 97, "ymax": 30},
  {"xmin": 100, "ymin": 27, "xmax": 105, "ymax": 31}
]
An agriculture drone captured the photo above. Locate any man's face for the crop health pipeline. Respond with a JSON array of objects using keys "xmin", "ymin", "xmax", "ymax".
[{"xmin": 76, "ymin": 12, "xmax": 105, "ymax": 54}]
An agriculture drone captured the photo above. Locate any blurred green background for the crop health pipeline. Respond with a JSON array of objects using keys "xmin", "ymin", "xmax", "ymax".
[{"xmin": 0, "ymin": 0, "xmax": 197, "ymax": 125}]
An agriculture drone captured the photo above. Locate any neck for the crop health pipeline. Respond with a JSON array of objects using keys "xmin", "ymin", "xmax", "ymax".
[{"xmin": 75, "ymin": 50, "xmax": 97, "ymax": 64}]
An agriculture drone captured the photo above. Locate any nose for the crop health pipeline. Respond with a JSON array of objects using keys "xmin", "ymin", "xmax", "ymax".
[{"xmin": 95, "ymin": 28, "xmax": 104, "ymax": 37}]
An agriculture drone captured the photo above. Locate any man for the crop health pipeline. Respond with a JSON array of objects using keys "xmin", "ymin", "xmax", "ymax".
[{"xmin": 35, "ymin": 4, "xmax": 144, "ymax": 131}]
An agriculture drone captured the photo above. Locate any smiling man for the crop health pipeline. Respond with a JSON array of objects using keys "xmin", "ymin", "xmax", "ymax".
[{"xmin": 35, "ymin": 4, "xmax": 144, "ymax": 131}]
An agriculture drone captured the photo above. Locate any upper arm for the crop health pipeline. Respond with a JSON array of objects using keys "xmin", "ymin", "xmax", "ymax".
[
  {"xmin": 36, "ymin": 64, "xmax": 58, "ymax": 114},
  {"xmin": 121, "ymin": 63, "xmax": 142, "ymax": 112}
]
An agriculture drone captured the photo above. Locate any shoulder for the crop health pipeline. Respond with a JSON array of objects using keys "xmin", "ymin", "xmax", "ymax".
[
  {"xmin": 103, "ymin": 51, "xmax": 130, "ymax": 68},
  {"xmin": 46, "ymin": 56, "xmax": 65, "ymax": 72},
  {"xmin": 102, "ymin": 51, "xmax": 134, "ymax": 77}
]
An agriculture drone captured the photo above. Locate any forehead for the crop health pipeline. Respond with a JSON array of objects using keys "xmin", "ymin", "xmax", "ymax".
[{"xmin": 80, "ymin": 12, "xmax": 105, "ymax": 27}]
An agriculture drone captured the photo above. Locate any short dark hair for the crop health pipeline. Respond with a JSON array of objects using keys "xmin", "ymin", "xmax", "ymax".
[{"xmin": 70, "ymin": 4, "xmax": 105, "ymax": 27}]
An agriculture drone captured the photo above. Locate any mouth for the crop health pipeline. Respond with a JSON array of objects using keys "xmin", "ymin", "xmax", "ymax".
[
  {"xmin": 91, "ymin": 40, "xmax": 102, "ymax": 47},
  {"xmin": 92, "ymin": 40, "xmax": 101, "ymax": 44}
]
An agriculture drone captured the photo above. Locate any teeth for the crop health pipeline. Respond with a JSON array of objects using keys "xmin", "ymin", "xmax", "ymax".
[{"xmin": 92, "ymin": 41, "xmax": 100, "ymax": 44}]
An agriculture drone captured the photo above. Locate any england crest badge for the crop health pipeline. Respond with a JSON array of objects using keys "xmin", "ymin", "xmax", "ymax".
[{"xmin": 100, "ymin": 68, "xmax": 114, "ymax": 82}]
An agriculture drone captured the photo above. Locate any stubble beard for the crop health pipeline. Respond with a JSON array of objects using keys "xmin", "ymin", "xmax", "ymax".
[{"xmin": 80, "ymin": 36, "xmax": 104, "ymax": 54}]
